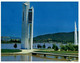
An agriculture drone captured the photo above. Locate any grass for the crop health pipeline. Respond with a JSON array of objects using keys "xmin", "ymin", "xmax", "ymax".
[
  {"xmin": 1, "ymin": 49, "xmax": 78, "ymax": 55},
  {"xmin": 35, "ymin": 50, "xmax": 78, "ymax": 54},
  {"xmin": 1, "ymin": 49, "xmax": 22, "ymax": 53}
]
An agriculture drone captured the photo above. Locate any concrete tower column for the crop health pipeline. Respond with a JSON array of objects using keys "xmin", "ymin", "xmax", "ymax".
[
  {"xmin": 74, "ymin": 21, "xmax": 77, "ymax": 45},
  {"xmin": 30, "ymin": 7, "xmax": 34, "ymax": 49},
  {"xmin": 21, "ymin": 3, "xmax": 30, "ymax": 49},
  {"xmin": 21, "ymin": 2, "xmax": 34, "ymax": 49}
]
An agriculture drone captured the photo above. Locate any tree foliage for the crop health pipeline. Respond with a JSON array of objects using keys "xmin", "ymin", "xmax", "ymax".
[
  {"xmin": 52, "ymin": 44, "xmax": 58, "ymax": 51},
  {"xmin": 14, "ymin": 43, "xmax": 17, "ymax": 49},
  {"xmin": 43, "ymin": 44, "xmax": 45, "ymax": 48},
  {"xmin": 33, "ymin": 32, "xmax": 76, "ymax": 43},
  {"xmin": 60, "ymin": 43, "xmax": 78, "ymax": 51},
  {"xmin": 47, "ymin": 46, "xmax": 51, "ymax": 49},
  {"xmin": 37, "ymin": 44, "xmax": 42, "ymax": 48}
]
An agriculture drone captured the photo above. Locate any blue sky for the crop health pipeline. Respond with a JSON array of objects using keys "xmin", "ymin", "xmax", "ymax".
[{"xmin": 1, "ymin": 2, "xmax": 78, "ymax": 37}]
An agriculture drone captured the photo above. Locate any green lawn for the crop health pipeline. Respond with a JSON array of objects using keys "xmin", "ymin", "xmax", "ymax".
[
  {"xmin": 1, "ymin": 49, "xmax": 22, "ymax": 53},
  {"xmin": 35, "ymin": 51, "xmax": 78, "ymax": 54},
  {"xmin": 1, "ymin": 49, "xmax": 78, "ymax": 55}
]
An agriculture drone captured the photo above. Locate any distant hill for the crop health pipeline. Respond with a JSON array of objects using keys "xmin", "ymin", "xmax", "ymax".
[
  {"xmin": 10, "ymin": 37, "xmax": 21, "ymax": 39},
  {"xmin": 1, "ymin": 31, "xmax": 78, "ymax": 43},
  {"xmin": 1, "ymin": 36, "xmax": 20, "ymax": 39},
  {"xmin": 1, "ymin": 36, "xmax": 21, "ymax": 43},
  {"xmin": 33, "ymin": 32, "xmax": 78, "ymax": 43}
]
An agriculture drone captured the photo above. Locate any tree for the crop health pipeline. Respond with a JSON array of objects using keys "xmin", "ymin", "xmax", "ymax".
[
  {"xmin": 54, "ymin": 46, "xmax": 58, "ymax": 51},
  {"xmin": 52, "ymin": 44, "xmax": 58, "ymax": 51},
  {"xmin": 67, "ymin": 43, "xmax": 75, "ymax": 51},
  {"xmin": 60, "ymin": 43, "xmax": 77, "ymax": 51},
  {"xmin": 47, "ymin": 46, "xmax": 51, "ymax": 49},
  {"xmin": 64, "ymin": 45, "xmax": 68, "ymax": 51},
  {"xmin": 43, "ymin": 44, "xmax": 45, "ymax": 48},
  {"xmin": 14, "ymin": 43, "xmax": 17, "ymax": 49},
  {"xmin": 73, "ymin": 45, "xmax": 78, "ymax": 51},
  {"xmin": 37, "ymin": 44, "xmax": 42, "ymax": 48},
  {"xmin": 52, "ymin": 44, "xmax": 56, "ymax": 49},
  {"xmin": 75, "ymin": 45, "xmax": 78, "ymax": 51},
  {"xmin": 60, "ymin": 44, "xmax": 66, "ymax": 51}
]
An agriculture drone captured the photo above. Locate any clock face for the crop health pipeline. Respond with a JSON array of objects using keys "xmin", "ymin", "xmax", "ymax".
[{"xmin": 28, "ymin": 9, "xmax": 32, "ymax": 23}]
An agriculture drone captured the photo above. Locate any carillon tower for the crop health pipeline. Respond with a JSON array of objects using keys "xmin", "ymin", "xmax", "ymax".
[{"xmin": 21, "ymin": 2, "xmax": 34, "ymax": 49}]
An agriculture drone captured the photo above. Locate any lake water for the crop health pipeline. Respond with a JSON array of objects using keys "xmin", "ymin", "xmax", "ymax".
[
  {"xmin": 1, "ymin": 43, "xmax": 66, "ymax": 49},
  {"xmin": 1, "ymin": 43, "xmax": 78, "ymax": 61},
  {"xmin": 1, "ymin": 53, "xmax": 78, "ymax": 61}
]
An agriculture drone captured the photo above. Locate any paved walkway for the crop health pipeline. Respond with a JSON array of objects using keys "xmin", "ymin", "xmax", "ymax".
[{"xmin": 1, "ymin": 49, "xmax": 39, "ymax": 55}]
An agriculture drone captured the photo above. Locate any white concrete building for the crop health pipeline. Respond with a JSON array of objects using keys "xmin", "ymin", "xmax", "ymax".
[
  {"xmin": 21, "ymin": 2, "xmax": 34, "ymax": 49},
  {"xmin": 74, "ymin": 21, "xmax": 77, "ymax": 45}
]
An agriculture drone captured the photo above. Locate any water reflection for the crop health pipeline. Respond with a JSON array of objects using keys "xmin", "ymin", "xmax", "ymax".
[
  {"xmin": 1, "ymin": 54, "xmax": 32, "ymax": 61},
  {"xmin": 1, "ymin": 54, "xmax": 78, "ymax": 61},
  {"xmin": 20, "ymin": 55, "xmax": 32, "ymax": 61}
]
